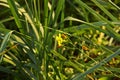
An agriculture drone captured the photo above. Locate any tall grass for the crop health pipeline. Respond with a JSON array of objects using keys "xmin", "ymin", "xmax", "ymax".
[{"xmin": 0, "ymin": 0, "xmax": 120, "ymax": 80}]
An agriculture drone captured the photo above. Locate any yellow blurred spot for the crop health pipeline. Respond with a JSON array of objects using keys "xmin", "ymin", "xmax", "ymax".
[
  {"xmin": 82, "ymin": 45, "xmax": 89, "ymax": 51},
  {"xmin": 55, "ymin": 33, "xmax": 67, "ymax": 47}
]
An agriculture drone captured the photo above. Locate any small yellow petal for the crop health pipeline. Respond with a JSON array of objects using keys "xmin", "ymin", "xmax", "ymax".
[{"xmin": 55, "ymin": 33, "xmax": 68, "ymax": 47}]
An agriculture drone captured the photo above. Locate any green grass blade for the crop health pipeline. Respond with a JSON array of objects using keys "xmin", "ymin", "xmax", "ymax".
[
  {"xmin": 108, "ymin": 0, "xmax": 120, "ymax": 10},
  {"xmin": 74, "ymin": 0, "xmax": 115, "ymax": 26},
  {"xmin": 53, "ymin": 0, "xmax": 65, "ymax": 26},
  {"xmin": 1, "ymin": 0, "xmax": 41, "ymax": 40},
  {"xmin": 7, "ymin": 0, "xmax": 23, "ymax": 33},
  {"xmin": 0, "ymin": 66, "xmax": 14, "ymax": 74},
  {"xmin": 64, "ymin": 61, "xmax": 84, "ymax": 73},
  {"xmin": 0, "ymin": 28, "xmax": 11, "ymax": 33},
  {"xmin": 60, "ymin": 1, "xmax": 65, "ymax": 29},
  {"xmin": 0, "ymin": 30, "xmax": 13, "ymax": 53},
  {"xmin": 72, "ymin": 48, "xmax": 120, "ymax": 80},
  {"xmin": 51, "ymin": 50, "xmax": 67, "ymax": 61},
  {"xmin": 91, "ymin": 0, "xmax": 118, "ymax": 21},
  {"xmin": 44, "ymin": 0, "xmax": 48, "ymax": 36},
  {"xmin": 64, "ymin": 17, "xmax": 120, "ymax": 41},
  {"xmin": 0, "ymin": 17, "xmax": 14, "ymax": 23},
  {"xmin": 51, "ymin": 50, "xmax": 84, "ymax": 72}
]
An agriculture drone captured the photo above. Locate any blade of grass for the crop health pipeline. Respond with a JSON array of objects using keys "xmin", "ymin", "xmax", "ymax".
[
  {"xmin": 1, "ymin": 0, "xmax": 42, "ymax": 40},
  {"xmin": 72, "ymin": 48, "xmax": 120, "ymax": 80},
  {"xmin": 0, "ymin": 66, "xmax": 15, "ymax": 74},
  {"xmin": 91, "ymin": 0, "xmax": 118, "ymax": 21},
  {"xmin": 7, "ymin": 0, "xmax": 23, "ymax": 33},
  {"xmin": 48, "ymin": 0, "xmax": 55, "ymax": 26},
  {"xmin": 43, "ymin": 1, "xmax": 49, "ymax": 80},
  {"xmin": 51, "ymin": 50, "xmax": 84, "ymax": 72},
  {"xmin": 74, "ymin": 0, "xmax": 115, "ymax": 27},
  {"xmin": 53, "ymin": 0, "xmax": 65, "ymax": 26},
  {"xmin": 44, "ymin": 0, "xmax": 48, "ymax": 36},
  {"xmin": 60, "ymin": 2, "xmax": 65, "ymax": 29},
  {"xmin": 51, "ymin": 50, "xmax": 67, "ymax": 61},
  {"xmin": 108, "ymin": 0, "xmax": 120, "ymax": 10},
  {"xmin": 0, "ymin": 28, "xmax": 11, "ymax": 33},
  {"xmin": 0, "ymin": 30, "xmax": 13, "ymax": 53},
  {"xmin": 0, "ymin": 30, "xmax": 13, "ymax": 63},
  {"xmin": 64, "ymin": 17, "xmax": 120, "ymax": 41},
  {"xmin": 0, "ymin": 17, "xmax": 14, "ymax": 23}
]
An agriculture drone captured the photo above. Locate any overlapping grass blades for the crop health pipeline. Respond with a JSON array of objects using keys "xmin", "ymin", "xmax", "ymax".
[
  {"xmin": 0, "ymin": 30, "xmax": 13, "ymax": 54},
  {"xmin": 0, "ymin": 0, "xmax": 120, "ymax": 80},
  {"xmin": 72, "ymin": 49, "xmax": 120, "ymax": 80}
]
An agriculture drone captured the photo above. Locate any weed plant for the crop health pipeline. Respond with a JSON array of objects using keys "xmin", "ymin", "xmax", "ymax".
[{"xmin": 0, "ymin": 0, "xmax": 120, "ymax": 80}]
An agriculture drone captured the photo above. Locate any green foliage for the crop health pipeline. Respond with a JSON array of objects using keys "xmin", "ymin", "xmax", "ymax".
[{"xmin": 0, "ymin": 0, "xmax": 120, "ymax": 80}]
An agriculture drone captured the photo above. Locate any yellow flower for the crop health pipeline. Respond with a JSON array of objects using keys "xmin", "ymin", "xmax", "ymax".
[{"xmin": 55, "ymin": 33, "xmax": 66, "ymax": 47}]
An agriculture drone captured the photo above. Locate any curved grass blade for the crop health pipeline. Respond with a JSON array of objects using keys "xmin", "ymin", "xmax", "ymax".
[
  {"xmin": 72, "ymin": 48, "xmax": 120, "ymax": 80},
  {"xmin": 64, "ymin": 17, "xmax": 120, "ymax": 41},
  {"xmin": 0, "ymin": 30, "xmax": 13, "ymax": 53},
  {"xmin": 1, "ymin": 0, "xmax": 42, "ymax": 40},
  {"xmin": 0, "ymin": 30, "xmax": 13, "ymax": 63},
  {"xmin": 91, "ymin": 0, "xmax": 118, "ymax": 21},
  {"xmin": 74, "ymin": 0, "xmax": 115, "ymax": 27}
]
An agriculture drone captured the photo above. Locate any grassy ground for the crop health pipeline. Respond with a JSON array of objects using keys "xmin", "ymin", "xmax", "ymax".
[{"xmin": 0, "ymin": 0, "xmax": 120, "ymax": 80}]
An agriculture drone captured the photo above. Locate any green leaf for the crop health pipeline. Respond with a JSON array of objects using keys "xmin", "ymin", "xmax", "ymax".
[
  {"xmin": 64, "ymin": 17, "xmax": 120, "ymax": 41},
  {"xmin": 72, "ymin": 48, "xmax": 120, "ymax": 80},
  {"xmin": 0, "ymin": 66, "xmax": 14, "ymax": 74},
  {"xmin": 51, "ymin": 50, "xmax": 67, "ymax": 61},
  {"xmin": 91, "ymin": 0, "xmax": 118, "ymax": 21},
  {"xmin": 7, "ymin": 0, "xmax": 23, "ymax": 33},
  {"xmin": 0, "ymin": 31, "xmax": 13, "ymax": 53}
]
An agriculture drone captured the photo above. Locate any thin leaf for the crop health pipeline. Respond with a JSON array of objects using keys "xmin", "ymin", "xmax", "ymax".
[
  {"xmin": 72, "ymin": 48, "xmax": 120, "ymax": 80},
  {"xmin": 91, "ymin": 0, "xmax": 118, "ymax": 21},
  {"xmin": 7, "ymin": 0, "xmax": 23, "ymax": 33},
  {"xmin": 0, "ymin": 30, "xmax": 13, "ymax": 53},
  {"xmin": 51, "ymin": 50, "xmax": 67, "ymax": 61},
  {"xmin": 64, "ymin": 17, "xmax": 120, "ymax": 41}
]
